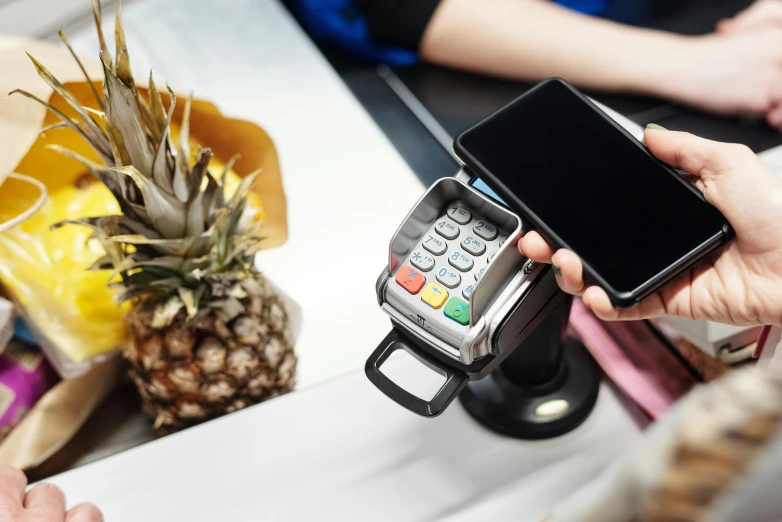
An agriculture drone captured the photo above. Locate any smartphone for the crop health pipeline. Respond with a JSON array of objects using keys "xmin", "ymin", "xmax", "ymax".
[{"xmin": 454, "ymin": 78, "xmax": 732, "ymax": 308}]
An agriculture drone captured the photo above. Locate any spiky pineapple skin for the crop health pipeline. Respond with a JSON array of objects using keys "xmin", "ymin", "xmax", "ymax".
[{"xmin": 125, "ymin": 271, "xmax": 296, "ymax": 433}]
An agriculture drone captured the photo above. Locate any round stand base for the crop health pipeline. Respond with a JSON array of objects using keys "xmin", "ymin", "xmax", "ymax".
[{"xmin": 459, "ymin": 337, "xmax": 600, "ymax": 440}]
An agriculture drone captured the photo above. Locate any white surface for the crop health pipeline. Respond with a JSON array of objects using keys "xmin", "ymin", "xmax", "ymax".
[
  {"xmin": 655, "ymin": 315, "xmax": 761, "ymax": 358},
  {"xmin": 47, "ymin": 357, "xmax": 644, "ymax": 522},
  {"xmin": 0, "ymin": 0, "xmax": 112, "ymax": 38},
  {"xmin": 66, "ymin": 0, "xmax": 425, "ymax": 389}
]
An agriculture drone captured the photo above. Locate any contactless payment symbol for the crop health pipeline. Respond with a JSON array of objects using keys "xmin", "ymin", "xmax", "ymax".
[{"xmin": 395, "ymin": 265, "xmax": 426, "ymax": 295}]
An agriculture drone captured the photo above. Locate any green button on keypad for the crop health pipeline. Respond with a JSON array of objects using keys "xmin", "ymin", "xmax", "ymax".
[{"xmin": 444, "ymin": 297, "xmax": 470, "ymax": 326}]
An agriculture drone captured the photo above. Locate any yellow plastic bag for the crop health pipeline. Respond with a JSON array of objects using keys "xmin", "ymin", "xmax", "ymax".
[{"xmin": 0, "ymin": 178, "xmax": 128, "ymax": 374}]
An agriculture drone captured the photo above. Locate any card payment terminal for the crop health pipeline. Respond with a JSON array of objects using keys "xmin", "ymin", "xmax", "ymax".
[{"xmin": 367, "ymin": 168, "xmax": 599, "ymax": 437}]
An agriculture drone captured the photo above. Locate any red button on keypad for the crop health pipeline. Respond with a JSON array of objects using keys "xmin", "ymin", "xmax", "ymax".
[{"xmin": 395, "ymin": 265, "xmax": 426, "ymax": 295}]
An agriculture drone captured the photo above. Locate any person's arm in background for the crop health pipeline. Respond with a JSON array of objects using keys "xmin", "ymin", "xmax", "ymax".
[
  {"xmin": 419, "ymin": 0, "xmax": 685, "ymax": 94},
  {"xmin": 362, "ymin": 0, "xmax": 782, "ymax": 127}
]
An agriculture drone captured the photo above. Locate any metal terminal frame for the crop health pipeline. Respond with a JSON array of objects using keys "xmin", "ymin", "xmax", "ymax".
[{"xmin": 376, "ymin": 174, "xmax": 543, "ymax": 365}]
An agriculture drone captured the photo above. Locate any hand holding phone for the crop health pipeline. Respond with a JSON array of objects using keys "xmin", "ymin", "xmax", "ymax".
[
  {"xmin": 520, "ymin": 127, "xmax": 782, "ymax": 327},
  {"xmin": 455, "ymin": 78, "xmax": 732, "ymax": 309}
]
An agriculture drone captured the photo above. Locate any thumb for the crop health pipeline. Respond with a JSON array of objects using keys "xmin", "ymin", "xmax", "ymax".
[{"xmin": 644, "ymin": 127, "xmax": 781, "ymax": 231}]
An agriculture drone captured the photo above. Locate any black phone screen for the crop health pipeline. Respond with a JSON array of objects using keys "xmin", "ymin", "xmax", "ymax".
[{"xmin": 456, "ymin": 79, "xmax": 727, "ymax": 297}]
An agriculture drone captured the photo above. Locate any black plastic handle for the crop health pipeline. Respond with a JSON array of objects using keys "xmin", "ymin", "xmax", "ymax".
[{"xmin": 365, "ymin": 330, "xmax": 469, "ymax": 417}]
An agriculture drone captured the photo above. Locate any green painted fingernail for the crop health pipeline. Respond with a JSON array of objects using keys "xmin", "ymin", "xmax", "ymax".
[
  {"xmin": 552, "ymin": 263, "xmax": 561, "ymax": 277},
  {"xmin": 646, "ymin": 123, "xmax": 668, "ymax": 131}
]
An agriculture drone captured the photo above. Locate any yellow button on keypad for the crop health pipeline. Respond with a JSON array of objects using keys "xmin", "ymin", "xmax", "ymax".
[{"xmin": 421, "ymin": 282, "xmax": 449, "ymax": 309}]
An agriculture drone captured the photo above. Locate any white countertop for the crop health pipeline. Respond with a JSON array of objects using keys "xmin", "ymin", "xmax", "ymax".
[
  {"xmin": 25, "ymin": 0, "xmax": 782, "ymax": 516},
  {"xmin": 47, "ymin": 356, "xmax": 643, "ymax": 522}
]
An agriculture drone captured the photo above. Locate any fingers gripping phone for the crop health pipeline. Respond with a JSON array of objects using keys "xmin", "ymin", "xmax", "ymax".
[{"xmin": 454, "ymin": 78, "xmax": 732, "ymax": 308}]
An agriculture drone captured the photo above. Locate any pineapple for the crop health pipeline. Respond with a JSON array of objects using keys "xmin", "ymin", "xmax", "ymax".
[{"xmin": 11, "ymin": 0, "xmax": 296, "ymax": 432}]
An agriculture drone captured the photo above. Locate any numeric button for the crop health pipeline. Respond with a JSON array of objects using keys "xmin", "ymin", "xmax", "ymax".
[
  {"xmin": 409, "ymin": 250, "xmax": 435, "ymax": 272},
  {"xmin": 446, "ymin": 204, "xmax": 472, "ymax": 225},
  {"xmin": 448, "ymin": 250, "xmax": 474, "ymax": 272},
  {"xmin": 460, "ymin": 235, "xmax": 486, "ymax": 256},
  {"xmin": 473, "ymin": 220, "xmax": 498, "ymax": 240},
  {"xmin": 435, "ymin": 219, "xmax": 459, "ymax": 240},
  {"xmin": 436, "ymin": 267, "xmax": 461, "ymax": 289},
  {"xmin": 474, "ymin": 267, "xmax": 486, "ymax": 282},
  {"xmin": 422, "ymin": 234, "xmax": 446, "ymax": 256}
]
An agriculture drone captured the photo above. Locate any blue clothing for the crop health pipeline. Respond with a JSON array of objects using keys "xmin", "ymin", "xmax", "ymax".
[
  {"xmin": 295, "ymin": 0, "xmax": 635, "ymax": 65},
  {"xmin": 297, "ymin": 0, "xmax": 420, "ymax": 65},
  {"xmin": 556, "ymin": 0, "xmax": 610, "ymax": 15}
]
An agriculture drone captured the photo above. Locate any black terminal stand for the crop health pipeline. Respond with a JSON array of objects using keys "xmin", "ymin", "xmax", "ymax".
[
  {"xmin": 459, "ymin": 291, "xmax": 601, "ymax": 439},
  {"xmin": 367, "ymin": 266, "xmax": 601, "ymax": 439}
]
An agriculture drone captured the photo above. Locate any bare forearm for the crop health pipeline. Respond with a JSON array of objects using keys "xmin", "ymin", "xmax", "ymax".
[{"xmin": 419, "ymin": 0, "xmax": 687, "ymax": 96}]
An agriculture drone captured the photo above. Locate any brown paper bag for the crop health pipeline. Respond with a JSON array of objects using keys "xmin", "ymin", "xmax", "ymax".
[
  {"xmin": 0, "ymin": 358, "xmax": 123, "ymax": 469},
  {"xmin": 0, "ymin": 36, "xmax": 288, "ymax": 247}
]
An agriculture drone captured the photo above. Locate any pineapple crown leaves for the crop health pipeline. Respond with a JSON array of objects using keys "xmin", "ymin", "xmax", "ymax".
[{"xmin": 11, "ymin": 0, "xmax": 264, "ymax": 308}]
